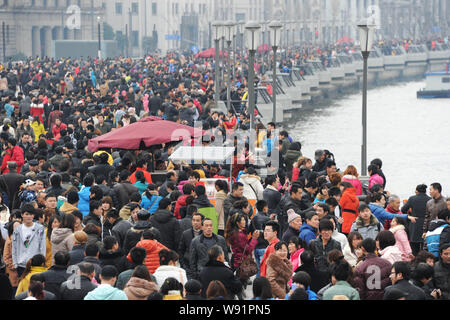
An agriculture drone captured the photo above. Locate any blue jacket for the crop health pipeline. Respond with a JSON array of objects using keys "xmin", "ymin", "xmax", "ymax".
[
  {"xmin": 285, "ymin": 287, "xmax": 317, "ymax": 300},
  {"xmin": 368, "ymin": 203, "xmax": 409, "ymax": 226},
  {"xmin": 133, "ymin": 181, "xmax": 149, "ymax": 195},
  {"xmin": 140, "ymin": 194, "xmax": 162, "ymax": 215},
  {"xmin": 299, "ymin": 224, "xmax": 317, "ymax": 246},
  {"xmin": 77, "ymin": 186, "xmax": 91, "ymax": 217}
]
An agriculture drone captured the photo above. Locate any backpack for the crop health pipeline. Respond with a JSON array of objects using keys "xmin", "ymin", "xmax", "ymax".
[{"xmin": 425, "ymin": 224, "xmax": 450, "ymax": 257}]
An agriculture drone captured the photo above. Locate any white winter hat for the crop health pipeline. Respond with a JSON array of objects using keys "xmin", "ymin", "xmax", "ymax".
[{"xmin": 287, "ymin": 209, "xmax": 301, "ymax": 224}]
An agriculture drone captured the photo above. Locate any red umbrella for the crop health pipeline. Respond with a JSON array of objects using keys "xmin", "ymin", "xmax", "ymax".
[
  {"xmin": 88, "ymin": 117, "xmax": 204, "ymax": 152},
  {"xmin": 195, "ymin": 48, "xmax": 227, "ymax": 58},
  {"xmin": 336, "ymin": 36, "xmax": 354, "ymax": 44}
]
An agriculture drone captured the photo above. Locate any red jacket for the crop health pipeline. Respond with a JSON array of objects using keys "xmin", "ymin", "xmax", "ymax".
[
  {"xmin": 174, "ymin": 194, "xmax": 189, "ymax": 220},
  {"xmin": 384, "ymin": 205, "xmax": 401, "ymax": 230},
  {"xmin": 52, "ymin": 123, "xmax": 67, "ymax": 140},
  {"xmin": 130, "ymin": 168, "xmax": 153, "ymax": 184},
  {"xmin": 339, "ymin": 187, "xmax": 360, "ymax": 234},
  {"xmin": 1, "ymin": 145, "xmax": 25, "ymax": 174},
  {"xmin": 223, "ymin": 116, "xmax": 237, "ymax": 130},
  {"xmin": 260, "ymin": 238, "xmax": 280, "ymax": 277},
  {"xmin": 130, "ymin": 239, "xmax": 168, "ymax": 274}
]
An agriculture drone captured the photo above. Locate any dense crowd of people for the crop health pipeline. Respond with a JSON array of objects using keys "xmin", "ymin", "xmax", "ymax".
[{"xmin": 0, "ymin": 38, "xmax": 448, "ymax": 301}]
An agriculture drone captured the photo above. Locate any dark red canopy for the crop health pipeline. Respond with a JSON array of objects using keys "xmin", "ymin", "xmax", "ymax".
[
  {"xmin": 195, "ymin": 48, "xmax": 227, "ymax": 59},
  {"xmin": 336, "ymin": 36, "xmax": 354, "ymax": 44},
  {"xmin": 88, "ymin": 117, "xmax": 203, "ymax": 152}
]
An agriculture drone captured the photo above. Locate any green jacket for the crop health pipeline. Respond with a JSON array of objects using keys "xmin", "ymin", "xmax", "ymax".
[{"xmin": 322, "ymin": 281, "xmax": 360, "ymax": 300}]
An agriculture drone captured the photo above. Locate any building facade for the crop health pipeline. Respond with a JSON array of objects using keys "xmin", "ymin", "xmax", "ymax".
[
  {"xmin": 103, "ymin": 0, "xmax": 212, "ymax": 56},
  {"xmin": 0, "ymin": 0, "xmax": 104, "ymax": 59}
]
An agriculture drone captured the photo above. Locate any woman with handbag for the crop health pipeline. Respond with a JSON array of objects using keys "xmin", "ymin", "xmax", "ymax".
[{"xmin": 224, "ymin": 213, "xmax": 260, "ymax": 287}]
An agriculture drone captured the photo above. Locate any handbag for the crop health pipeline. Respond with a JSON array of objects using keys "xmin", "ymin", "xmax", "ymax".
[{"xmin": 236, "ymin": 242, "xmax": 258, "ymax": 280}]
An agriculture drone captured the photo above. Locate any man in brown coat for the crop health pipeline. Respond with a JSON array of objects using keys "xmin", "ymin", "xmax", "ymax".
[{"xmin": 423, "ymin": 183, "xmax": 447, "ymax": 237}]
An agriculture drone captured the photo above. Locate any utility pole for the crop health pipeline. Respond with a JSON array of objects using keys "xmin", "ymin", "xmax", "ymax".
[{"xmin": 2, "ymin": 22, "xmax": 5, "ymax": 63}]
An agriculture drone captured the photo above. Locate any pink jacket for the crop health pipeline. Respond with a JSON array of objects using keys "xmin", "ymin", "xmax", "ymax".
[
  {"xmin": 288, "ymin": 249, "xmax": 304, "ymax": 286},
  {"xmin": 342, "ymin": 175, "xmax": 362, "ymax": 196},
  {"xmin": 390, "ymin": 225, "xmax": 412, "ymax": 261},
  {"xmin": 369, "ymin": 174, "xmax": 384, "ymax": 190},
  {"xmin": 379, "ymin": 245, "xmax": 403, "ymax": 265}
]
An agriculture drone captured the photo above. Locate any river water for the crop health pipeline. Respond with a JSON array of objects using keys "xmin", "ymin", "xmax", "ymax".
[{"xmin": 286, "ymin": 80, "xmax": 450, "ymax": 201}]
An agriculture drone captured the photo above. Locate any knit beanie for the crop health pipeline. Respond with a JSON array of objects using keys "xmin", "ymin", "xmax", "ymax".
[{"xmin": 287, "ymin": 209, "xmax": 301, "ymax": 224}]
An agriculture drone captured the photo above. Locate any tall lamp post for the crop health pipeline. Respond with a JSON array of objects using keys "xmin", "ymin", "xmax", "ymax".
[
  {"xmin": 358, "ymin": 20, "xmax": 375, "ymax": 179},
  {"xmin": 232, "ymin": 24, "xmax": 237, "ymax": 81},
  {"xmin": 224, "ymin": 21, "xmax": 236, "ymax": 113},
  {"xmin": 239, "ymin": 21, "xmax": 246, "ymax": 59},
  {"xmin": 245, "ymin": 21, "xmax": 261, "ymax": 134},
  {"xmin": 269, "ymin": 21, "xmax": 283, "ymax": 124},
  {"xmin": 260, "ymin": 21, "xmax": 267, "ymax": 76},
  {"xmin": 97, "ymin": 16, "xmax": 102, "ymax": 59},
  {"xmin": 212, "ymin": 21, "xmax": 224, "ymax": 111}
]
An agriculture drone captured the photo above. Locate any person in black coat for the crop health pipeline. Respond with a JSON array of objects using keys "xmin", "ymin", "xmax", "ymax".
[
  {"xmin": 14, "ymin": 274, "xmax": 56, "ymax": 300},
  {"xmin": 295, "ymin": 250, "xmax": 330, "ymax": 294},
  {"xmin": 122, "ymin": 209, "xmax": 154, "ymax": 254},
  {"xmin": 98, "ymin": 236, "xmax": 133, "ymax": 274},
  {"xmin": 0, "ymin": 162, "xmax": 25, "ymax": 210},
  {"xmin": 88, "ymin": 153, "xmax": 115, "ymax": 178},
  {"xmin": 262, "ymin": 175, "xmax": 282, "ymax": 216},
  {"xmin": 108, "ymin": 213, "xmax": 132, "ymax": 249},
  {"xmin": 82, "ymin": 200, "xmax": 103, "ymax": 228},
  {"xmin": 0, "ymin": 273, "xmax": 13, "ymax": 300},
  {"xmin": 282, "ymin": 209, "xmax": 302, "ymax": 243},
  {"xmin": 184, "ymin": 279, "xmax": 205, "ymax": 300},
  {"xmin": 198, "ymin": 245, "xmax": 242, "ymax": 299},
  {"xmin": 60, "ymin": 262, "xmax": 97, "ymax": 300},
  {"xmin": 179, "ymin": 204, "xmax": 197, "ymax": 232},
  {"xmin": 384, "ymin": 261, "xmax": 426, "ymax": 300},
  {"xmin": 178, "ymin": 212, "xmax": 203, "ymax": 272},
  {"xmin": 280, "ymin": 184, "xmax": 315, "ymax": 235},
  {"xmin": 149, "ymin": 198, "xmax": 181, "ymax": 251},
  {"xmin": 308, "ymin": 219, "xmax": 342, "ymax": 272},
  {"xmin": 78, "ymin": 243, "xmax": 102, "ymax": 283},
  {"xmin": 40, "ymin": 251, "xmax": 72, "ymax": 300},
  {"xmin": 401, "ymin": 184, "xmax": 432, "ymax": 255}
]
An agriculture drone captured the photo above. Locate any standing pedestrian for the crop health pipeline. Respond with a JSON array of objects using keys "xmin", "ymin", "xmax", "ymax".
[
  {"xmin": 266, "ymin": 241, "xmax": 293, "ymax": 299},
  {"xmin": 401, "ymin": 184, "xmax": 431, "ymax": 256},
  {"xmin": 12, "ymin": 205, "xmax": 46, "ymax": 277},
  {"xmin": 84, "ymin": 265, "xmax": 128, "ymax": 300}
]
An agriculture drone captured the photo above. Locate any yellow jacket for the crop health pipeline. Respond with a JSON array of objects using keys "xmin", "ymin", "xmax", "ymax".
[
  {"xmin": 93, "ymin": 151, "xmax": 113, "ymax": 166},
  {"xmin": 256, "ymin": 130, "xmax": 266, "ymax": 148},
  {"xmin": 163, "ymin": 292, "xmax": 183, "ymax": 300},
  {"xmin": 45, "ymin": 230, "xmax": 52, "ymax": 268},
  {"xmin": 31, "ymin": 121, "xmax": 46, "ymax": 142},
  {"xmin": 194, "ymin": 169, "xmax": 206, "ymax": 179},
  {"xmin": 16, "ymin": 266, "xmax": 48, "ymax": 296}
]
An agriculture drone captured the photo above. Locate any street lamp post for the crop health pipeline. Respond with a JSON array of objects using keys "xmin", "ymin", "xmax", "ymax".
[
  {"xmin": 260, "ymin": 22, "xmax": 267, "ymax": 76},
  {"xmin": 97, "ymin": 16, "xmax": 101, "ymax": 59},
  {"xmin": 269, "ymin": 21, "xmax": 283, "ymax": 124},
  {"xmin": 239, "ymin": 21, "xmax": 245, "ymax": 60},
  {"xmin": 232, "ymin": 26, "xmax": 237, "ymax": 81},
  {"xmin": 212, "ymin": 21, "xmax": 224, "ymax": 111},
  {"xmin": 245, "ymin": 21, "xmax": 261, "ymax": 134},
  {"xmin": 358, "ymin": 20, "xmax": 375, "ymax": 179},
  {"xmin": 224, "ymin": 21, "xmax": 236, "ymax": 113}
]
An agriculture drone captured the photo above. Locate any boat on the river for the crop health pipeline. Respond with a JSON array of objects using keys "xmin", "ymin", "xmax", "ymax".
[{"xmin": 417, "ymin": 65, "xmax": 450, "ymax": 98}]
